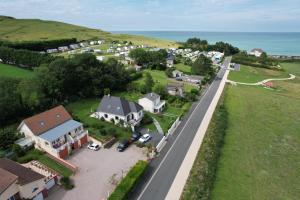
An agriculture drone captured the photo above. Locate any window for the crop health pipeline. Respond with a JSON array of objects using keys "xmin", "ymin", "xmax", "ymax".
[
  {"xmin": 45, "ymin": 142, "xmax": 49, "ymax": 146},
  {"xmin": 32, "ymin": 187, "xmax": 39, "ymax": 193},
  {"xmin": 115, "ymin": 116, "xmax": 119, "ymax": 120},
  {"xmin": 8, "ymin": 196, "xmax": 15, "ymax": 200},
  {"xmin": 104, "ymin": 114, "xmax": 108, "ymax": 118}
]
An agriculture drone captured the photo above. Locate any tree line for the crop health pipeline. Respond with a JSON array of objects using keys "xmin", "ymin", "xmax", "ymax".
[
  {"xmin": 0, "ymin": 46, "xmax": 55, "ymax": 68},
  {"xmin": 180, "ymin": 37, "xmax": 240, "ymax": 56},
  {"xmin": 0, "ymin": 38, "xmax": 77, "ymax": 51},
  {"xmin": 0, "ymin": 54, "xmax": 132, "ymax": 127},
  {"xmin": 129, "ymin": 48, "xmax": 168, "ymax": 70}
]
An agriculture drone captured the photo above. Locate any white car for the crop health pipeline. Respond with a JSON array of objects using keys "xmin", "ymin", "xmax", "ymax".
[
  {"xmin": 138, "ymin": 134, "xmax": 152, "ymax": 143},
  {"xmin": 87, "ymin": 143, "xmax": 100, "ymax": 151}
]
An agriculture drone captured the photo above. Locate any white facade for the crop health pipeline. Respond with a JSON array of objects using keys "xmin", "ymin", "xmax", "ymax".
[
  {"xmin": 93, "ymin": 110, "xmax": 143, "ymax": 126},
  {"xmin": 18, "ymin": 123, "xmax": 88, "ymax": 158},
  {"xmin": 138, "ymin": 95, "xmax": 166, "ymax": 114},
  {"xmin": 249, "ymin": 50, "xmax": 263, "ymax": 57}
]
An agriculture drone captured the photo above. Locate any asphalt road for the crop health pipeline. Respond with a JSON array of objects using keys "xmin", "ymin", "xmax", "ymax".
[{"xmin": 129, "ymin": 57, "xmax": 231, "ymax": 200}]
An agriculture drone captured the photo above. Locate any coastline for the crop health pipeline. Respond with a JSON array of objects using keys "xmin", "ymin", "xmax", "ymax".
[{"xmin": 112, "ymin": 31, "xmax": 300, "ymax": 56}]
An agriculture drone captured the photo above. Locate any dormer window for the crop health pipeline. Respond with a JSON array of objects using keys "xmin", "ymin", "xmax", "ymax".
[
  {"xmin": 56, "ymin": 114, "xmax": 61, "ymax": 118},
  {"xmin": 40, "ymin": 121, "xmax": 45, "ymax": 126}
]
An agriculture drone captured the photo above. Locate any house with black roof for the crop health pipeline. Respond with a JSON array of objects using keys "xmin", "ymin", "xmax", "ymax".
[{"xmin": 94, "ymin": 95, "xmax": 144, "ymax": 127}]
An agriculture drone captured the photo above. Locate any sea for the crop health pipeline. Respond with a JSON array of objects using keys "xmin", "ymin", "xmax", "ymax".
[{"xmin": 112, "ymin": 31, "xmax": 300, "ymax": 56}]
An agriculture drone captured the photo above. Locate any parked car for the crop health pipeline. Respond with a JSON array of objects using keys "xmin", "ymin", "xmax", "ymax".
[
  {"xmin": 117, "ymin": 140, "xmax": 130, "ymax": 152},
  {"xmin": 138, "ymin": 133, "xmax": 152, "ymax": 143},
  {"xmin": 87, "ymin": 143, "xmax": 100, "ymax": 151},
  {"xmin": 131, "ymin": 131, "xmax": 142, "ymax": 141}
]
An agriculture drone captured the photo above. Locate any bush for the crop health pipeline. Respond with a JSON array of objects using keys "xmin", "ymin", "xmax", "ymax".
[
  {"xmin": 141, "ymin": 113, "xmax": 153, "ymax": 125},
  {"xmin": 108, "ymin": 160, "xmax": 148, "ymax": 200},
  {"xmin": 12, "ymin": 144, "xmax": 25, "ymax": 157},
  {"xmin": 60, "ymin": 176, "xmax": 74, "ymax": 190}
]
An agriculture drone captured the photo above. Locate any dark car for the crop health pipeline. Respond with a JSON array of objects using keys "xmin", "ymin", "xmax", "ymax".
[
  {"xmin": 117, "ymin": 140, "xmax": 130, "ymax": 152},
  {"xmin": 131, "ymin": 131, "xmax": 142, "ymax": 141}
]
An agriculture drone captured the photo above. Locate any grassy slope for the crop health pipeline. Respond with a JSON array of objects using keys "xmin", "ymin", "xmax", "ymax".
[
  {"xmin": 0, "ymin": 16, "xmax": 177, "ymax": 48},
  {"xmin": 228, "ymin": 64, "xmax": 289, "ymax": 83},
  {"xmin": 211, "ymin": 63, "xmax": 300, "ymax": 200},
  {"xmin": 0, "ymin": 63, "xmax": 35, "ymax": 79},
  {"xmin": 174, "ymin": 63, "xmax": 192, "ymax": 75}
]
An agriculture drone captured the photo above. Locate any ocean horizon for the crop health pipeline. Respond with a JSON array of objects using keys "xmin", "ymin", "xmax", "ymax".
[{"xmin": 112, "ymin": 31, "xmax": 300, "ymax": 56}]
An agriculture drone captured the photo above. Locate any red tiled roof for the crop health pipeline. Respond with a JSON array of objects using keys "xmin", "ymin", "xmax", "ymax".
[
  {"xmin": 0, "ymin": 158, "xmax": 44, "ymax": 187},
  {"xmin": 0, "ymin": 168, "xmax": 18, "ymax": 194},
  {"xmin": 22, "ymin": 105, "xmax": 72, "ymax": 136}
]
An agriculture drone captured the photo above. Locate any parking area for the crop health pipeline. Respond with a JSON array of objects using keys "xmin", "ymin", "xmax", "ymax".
[
  {"xmin": 138, "ymin": 128, "xmax": 164, "ymax": 147},
  {"xmin": 47, "ymin": 144, "xmax": 147, "ymax": 200}
]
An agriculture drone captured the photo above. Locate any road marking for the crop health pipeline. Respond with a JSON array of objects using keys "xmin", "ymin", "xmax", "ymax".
[{"xmin": 136, "ymin": 71, "xmax": 220, "ymax": 200}]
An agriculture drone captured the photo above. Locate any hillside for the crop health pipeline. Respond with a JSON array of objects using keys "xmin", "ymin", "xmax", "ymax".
[{"xmin": 0, "ymin": 16, "xmax": 177, "ymax": 48}]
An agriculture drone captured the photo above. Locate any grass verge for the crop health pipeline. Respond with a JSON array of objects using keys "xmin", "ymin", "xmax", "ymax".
[{"xmin": 181, "ymin": 90, "xmax": 227, "ymax": 200}]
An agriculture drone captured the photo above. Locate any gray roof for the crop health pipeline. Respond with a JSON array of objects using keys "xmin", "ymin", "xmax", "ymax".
[
  {"xmin": 97, "ymin": 95, "xmax": 143, "ymax": 116},
  {"xmin": 39, "ymin": 120, "xmax": 82, "ymax": 142},
  {"xmin": 142, "ymin": 93, "xmax": 160, "ymax": 102}
]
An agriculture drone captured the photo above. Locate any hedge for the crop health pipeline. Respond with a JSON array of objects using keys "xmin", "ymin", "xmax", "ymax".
[{"xmin": 108, "ymin": 160, "xmax": 148, "ymax": 200}]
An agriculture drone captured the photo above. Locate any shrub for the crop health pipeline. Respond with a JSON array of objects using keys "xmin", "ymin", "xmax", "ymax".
[
  {"xmin": 12, "ymin": 144, "xmax": 25, "ymax": 157},
  {"xmin": 108, "ymin": 160, "xmax": 148, "ymax": 200},
  {"xmin": 60, "ymin": 177, "xmax": 74, "ymax": 190},
  {"xmin": 141, "ymin": 113, "xmax": 153, "ymax": 125}
]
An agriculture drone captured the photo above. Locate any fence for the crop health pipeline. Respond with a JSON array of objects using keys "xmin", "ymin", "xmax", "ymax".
[
  {"xmin": 156, "ymin": 117, "xmax": 181, "ymax": 152},
  {"xmin": 46, "ymin": 153, "xmax": 77, "ymax": 173}
]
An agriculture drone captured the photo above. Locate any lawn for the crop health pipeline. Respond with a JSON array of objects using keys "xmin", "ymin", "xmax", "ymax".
[
  {"xmin": 134, "ymin": 69, "xmax": 198, "ymax": 92},
  {"xmin": 228, "ymin": 64, "xmax": 289, "ymax": 83},
  {"xmin": 17, "ymin": 149, "xmax": 73, "ymax": 177},
  {"xmin": 0, "ymin": 63, "xmax": 35, "ymax": 79},
  {"xmin": 210, "ymin": 62, "xmax": 300, "ymax": 200},
  {"xmin": 66, "ymin": 99, "xmax": 132, "ymax": 142},
  {"xmin": 174, "ymin": 63, "xmax": 192, "ymax": 74}
]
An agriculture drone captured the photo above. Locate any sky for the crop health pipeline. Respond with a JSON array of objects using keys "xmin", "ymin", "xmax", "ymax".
[{"xmin": 0, "ymin": 0, "xmax": 300, "ymax": 32}]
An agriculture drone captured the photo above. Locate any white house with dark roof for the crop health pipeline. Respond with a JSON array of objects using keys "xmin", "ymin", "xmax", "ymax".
[
  {"xmin": 249, "ymin": 48, "xmax": 264, "ymax": 57},
  {"xmin": 94, "ymin": 95, "xmax": 144, "ymax": 127},
  {"xmin": 17, "ymin": 106, "xmax": 88, "ymax": 159},
  {"xmin": 138, "ymin": 93, "xmax": 165, "ymax": 114}
]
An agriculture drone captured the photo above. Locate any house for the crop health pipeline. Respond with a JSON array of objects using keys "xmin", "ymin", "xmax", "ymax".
[
  {"xmin": 182, "ymin": 75, "xmax": 203, "ymax": 84},
  {"xmin": 249, "ymin": 48, "xmax": 264, "ymax": 57},
  {"xmin": 166, "ymin": 54, "xmax": 175, "ymax": 68},
  {"xmin": 46, "ymin": 48, "xmax": 58, "ymax": 54},
  {"xmin": 96, "ymin": 56, "xmax": 105, "ymax": 61},
  {"xmin": 166, "ymin": 83, "xmax": 184, "ymax": 97},
  {"xmin": 172, "ymin": 70, "xmax": 183, "ymax": 78},
  {"xmin": 17, "ymin": 106, "xmax": 89, "ymax": 159},
  {"xmin": 69, "ymin": 44, "xmax": 80, "ymax": 50},
  {"xmin": 134, "ymin": 64, "xmax": 143, "ymax": 71},
  {"xmin": 0, "ymin": 158, "xmax": 47, "ymax": 200},
  {"xmin": 93, "ymin": 95, "xmax": 143, "ymax": 127},
  {"xmin": 138, "ymin": 93, "xmax": 166, "ymax": 114},
  {"xmin": 58, "ymin": 46, "xmax": 69, "ymax": 52}
]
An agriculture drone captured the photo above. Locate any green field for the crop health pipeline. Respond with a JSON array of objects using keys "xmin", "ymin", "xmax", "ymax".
[
  {"xmin": 0, "ymin": 16, "xmax": 177, "ymax": 48},
  {"xmin": 174, "ymin": 63, "xmax": 192, "ymax": 74},
  {"xmin": 211, "ymin": 63, "xmax": 300, "ymax": 199},
  {"xmin": 134, "ymin": 69, "xmax": 198, "ymax": 92},
  {"xmin": 228, "ymin": 64, "xmax": 289, "ymax": 83},
  {"xmin": 0, "ymin": 63, "xmax": 35, "ymax": 79}
]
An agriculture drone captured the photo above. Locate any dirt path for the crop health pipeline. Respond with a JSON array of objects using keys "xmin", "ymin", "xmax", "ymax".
[{"xmin": 226, "ymin": 74, "xmax": 296, "ymax": 86}]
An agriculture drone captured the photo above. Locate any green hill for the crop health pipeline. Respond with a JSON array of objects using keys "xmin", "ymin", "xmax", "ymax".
[{"xmin": 0, "ymin": 16, "xmax": 177, "ymax": 48}]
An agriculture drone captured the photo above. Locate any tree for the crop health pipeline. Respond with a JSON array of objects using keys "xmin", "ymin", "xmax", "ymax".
[
  {"xmin": 192, "ymin": 55, "xmax": 213, "ymax": 76},
  {"xmin": 259, "ymin": 52, "xmax": 268, "ymax": 65},
  {"xmin": 165, "ymin": 67, "xmax": 175, "ymax": 78},
  {"xmin": 0, "ymin": 128, "xmax": 17, "ymax": 150},
  {"xmin": 0, "ymin": 77, "xmax": 23, "ymax": 126},
  {"xmin": 153, "ymin": 84, "xmax": 168, "ymax": 99},
  {"xmin": 144, "ymin": 72, "xmax": 154, "ymax": 93}
]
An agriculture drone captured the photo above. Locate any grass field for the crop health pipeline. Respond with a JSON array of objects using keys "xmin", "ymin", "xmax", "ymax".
[
  {"xmin": 174, "ymin": 63, "xmax": 192, "ymax": 74},
  {"xmin": 228, "ymin": 64, "xmax": 289, "ymax": 83},
  {"xmin": 134, "ymin": 69, "xmax": 198, "ymax": 92},
  {"xmin": 210, "ymin": 63, "xmax": 300, "ymax": 200},
  {"xmin": 0, "ymin": 16, "xmax": 177, "ymax": 48},
  {"xmin": 0, "ymin": 63, "xmax": 35, "ymax": 79}
]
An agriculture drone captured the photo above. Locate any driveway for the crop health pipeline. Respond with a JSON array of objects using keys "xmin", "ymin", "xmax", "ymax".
[
  {"xmin": 137, "ymin": 128, "xmax": 163, "ymax": 147},
  {"xmin": 47, "ymin": 144, "xmax": 147, "ymax": 200}
]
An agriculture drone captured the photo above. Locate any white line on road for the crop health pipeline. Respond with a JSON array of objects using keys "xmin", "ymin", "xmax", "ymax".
[{"xmin": 136, "ymin": 72, "xmax": 217, "ymax": 200}]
